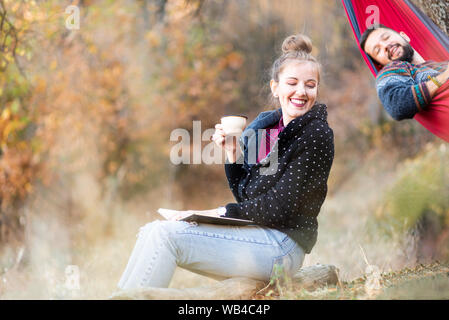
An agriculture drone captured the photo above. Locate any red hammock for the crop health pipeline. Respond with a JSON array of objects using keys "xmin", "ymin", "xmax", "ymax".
[{"xmin": 342, "ymin": 0, "xmax": 449, "ymax": 142}]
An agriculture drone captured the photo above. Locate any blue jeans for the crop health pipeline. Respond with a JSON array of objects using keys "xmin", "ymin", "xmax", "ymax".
[{"xmin": 117, "ymin": 220, "xmax": 305, "ymax": 289}]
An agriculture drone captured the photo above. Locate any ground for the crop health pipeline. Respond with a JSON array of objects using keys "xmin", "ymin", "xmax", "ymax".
[{"xmin": 252, "ymin": 262, "xmax": 449, "ymax": 300}]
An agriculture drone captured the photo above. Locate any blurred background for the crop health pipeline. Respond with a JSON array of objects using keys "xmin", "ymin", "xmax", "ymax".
[{"xmin": 0, "ymin": 0, "xmax": 448, "ymax": 299}]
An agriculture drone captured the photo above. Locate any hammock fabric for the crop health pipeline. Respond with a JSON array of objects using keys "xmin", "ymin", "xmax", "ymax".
[{"xmin": 342, "ymin": 0, "xmax": 449, "ymax": 142}]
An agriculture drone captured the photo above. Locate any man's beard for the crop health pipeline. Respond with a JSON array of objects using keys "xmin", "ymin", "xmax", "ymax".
[{"xmin": 389, "ymin": 43, "xmax": 415, "ymax": 63}]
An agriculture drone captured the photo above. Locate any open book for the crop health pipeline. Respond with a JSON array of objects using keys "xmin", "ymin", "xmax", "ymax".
[{"xmin": 157, "ymin": 207, "xmax": 254, "ymax": 226}]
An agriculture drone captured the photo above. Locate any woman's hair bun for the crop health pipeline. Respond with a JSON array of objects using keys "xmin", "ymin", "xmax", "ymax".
[{"xmin": 281, "ymin": 34, "xmax": 313, "ymax": 54}]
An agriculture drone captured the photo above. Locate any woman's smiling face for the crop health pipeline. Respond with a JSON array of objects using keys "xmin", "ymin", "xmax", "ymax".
[{"xmin": 270, "ymin": 60, "xmax": 319, "ymax": 125}]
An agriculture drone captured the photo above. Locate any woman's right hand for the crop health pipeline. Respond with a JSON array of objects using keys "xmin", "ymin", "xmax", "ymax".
[{"xmin": 212, "ymin": 123, "xmax": 239, "ymax": 162}]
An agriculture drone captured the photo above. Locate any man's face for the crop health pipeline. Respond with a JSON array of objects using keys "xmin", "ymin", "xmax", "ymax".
[{"xmin": 364, "ymin": 28, "xmax": 414, "ymax": 66}]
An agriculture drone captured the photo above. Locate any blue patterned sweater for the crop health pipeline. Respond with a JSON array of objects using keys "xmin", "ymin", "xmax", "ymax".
[{"xmin": 376, "ymin": 60, "xmax": 448, "ymax": 120}]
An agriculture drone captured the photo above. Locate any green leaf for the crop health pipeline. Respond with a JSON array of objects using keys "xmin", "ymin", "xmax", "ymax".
[{"xmin": 11, "ymin": 99, "xmax": 20, "ymax": 114}]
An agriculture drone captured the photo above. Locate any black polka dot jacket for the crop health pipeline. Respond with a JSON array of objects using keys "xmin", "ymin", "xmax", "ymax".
[{"xmin": 224, "ymin": 104, "xmax": 334, "ymax": 254}]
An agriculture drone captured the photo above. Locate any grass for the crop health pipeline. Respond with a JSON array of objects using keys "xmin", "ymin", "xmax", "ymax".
[
  {"xmin": 1, "ymin": 144, "xmax": 448, "ymax": 299},
  {"xmin": 252, "ymin": 262, "xmax": 449, "ymax": 300}
]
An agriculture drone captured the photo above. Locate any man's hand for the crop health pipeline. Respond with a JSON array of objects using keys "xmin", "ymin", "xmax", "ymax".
[
  {"xmin": 426, "ymin": 62, "xmax": 449, "ymax": 98},
  {"xmin": 435, "ymin": 62, "xmax": 449, "ymax": 85},
  {"xmin": 442, "ymin": 62, "xmax": 449, "ymax": 83}
]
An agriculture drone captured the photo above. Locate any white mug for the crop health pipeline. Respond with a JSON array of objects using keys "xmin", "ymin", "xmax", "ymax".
[{"xmin": 220, "ymin": 115, "xmax": 247, "ymax": 135}]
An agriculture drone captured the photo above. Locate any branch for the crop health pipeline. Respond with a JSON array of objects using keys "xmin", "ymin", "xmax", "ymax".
[
  {"xmin": 0, "ymin": 0, "xmax": 27, "ymax": 79},
  {"xmin": 156, "ymin": 0, "xmax": 167, "ymax": 22},
  {"xmin": 193, "ymin": 0, "xmax": 205, "ymax": 17}
]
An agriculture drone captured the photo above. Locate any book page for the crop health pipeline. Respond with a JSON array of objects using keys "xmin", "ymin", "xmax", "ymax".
[
  {"xmin": 157, "ymin": 208, "xmax": 182, "ymax": 220},
  {"xmin": 157, "ymin": 207, "xmax": 226, "ymax": 220}
]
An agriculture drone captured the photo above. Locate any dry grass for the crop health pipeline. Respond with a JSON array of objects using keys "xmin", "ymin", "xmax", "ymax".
[
  {"xmin": 0, "ymin": 144, "xmax": 445, "ymax": 300},
  {"xmin": 256, "ymin": 262, "xmax": 449, "ymax": 300},
  {"xmin": 304, "ymin": 148, "xmax": 417, "ymax": 282}
]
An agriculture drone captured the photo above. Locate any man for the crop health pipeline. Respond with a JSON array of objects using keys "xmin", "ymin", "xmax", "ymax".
[{"xmin": 360, "ymin": 25, "xmax": 449, "ymax": 122}]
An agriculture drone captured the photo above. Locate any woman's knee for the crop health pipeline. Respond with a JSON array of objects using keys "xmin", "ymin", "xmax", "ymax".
[
  {"xmin": 137, "ymin": 220, "xmax": 162, "ymax": 239},
  {"xmin": 137, "ymin": 220, "xmax": 189, "ymax": 241}
]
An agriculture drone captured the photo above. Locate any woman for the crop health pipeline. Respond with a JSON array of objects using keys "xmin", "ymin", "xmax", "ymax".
[{"xmin": 117, "ymin": 34, "xmax": 334, "ymax": 290}]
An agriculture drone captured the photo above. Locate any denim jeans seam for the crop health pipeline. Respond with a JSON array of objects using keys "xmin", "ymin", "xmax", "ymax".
[
  {"xmin": 264, "ymin": 228, "xmax": 289, "ymax": 247},
  {"xmin": 270, "ymin": 248, "xmax": 295, "ymax": 278},
  {"xmin": 138, "ymin": 222, "xmax": 191, "ymax": 287},
  {"xmin": 175, "ymin": 229, "xmax": 275, "ymax": 246},
  {"xmin": 281, "ymin": 237, "xmax": 298, "ymax": 256},
  {"xmin": 270, "ymin": 239, "xmax": 304, "ymax": 278},
  {"xmin": 140, "ymin": 237, "xmax": 163, "ymax": 287}
]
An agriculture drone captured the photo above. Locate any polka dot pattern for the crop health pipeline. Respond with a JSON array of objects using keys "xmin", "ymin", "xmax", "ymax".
[{"xmin": 224, "ymin": 104, "xmax": 334, "ymax": 254}]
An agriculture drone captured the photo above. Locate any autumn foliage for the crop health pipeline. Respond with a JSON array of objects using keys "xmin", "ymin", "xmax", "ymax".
[{"xmin": 0, "ymin": 0, "xmax": 447, "ymax": 294}]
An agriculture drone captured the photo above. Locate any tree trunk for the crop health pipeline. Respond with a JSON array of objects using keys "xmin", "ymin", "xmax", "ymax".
[
  {"xmin": 292, "ymin": 263, "xmax": 340, "ymax": 290},
  {"xmin": 411, "ymin": 0, "xmax": 448, "ymax": 36},
  {"xmin": 109, "ymin": 277, "xmax": 265, "ymax": 300}
]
